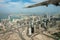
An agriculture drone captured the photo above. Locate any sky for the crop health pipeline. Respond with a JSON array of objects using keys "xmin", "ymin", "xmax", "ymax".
[{"xmin": 0, "ymin": 0, "xmax": 60, "ymax": 15}]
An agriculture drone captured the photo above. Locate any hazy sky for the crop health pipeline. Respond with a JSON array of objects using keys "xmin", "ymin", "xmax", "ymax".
[{"xmin": 0, "ymin": 0, "xmax": 60, "ymax": 14}]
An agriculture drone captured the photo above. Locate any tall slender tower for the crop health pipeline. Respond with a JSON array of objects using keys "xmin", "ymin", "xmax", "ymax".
[{"xmin": 8, "ymin": 15, "xmax": 11, "ymax": 20}]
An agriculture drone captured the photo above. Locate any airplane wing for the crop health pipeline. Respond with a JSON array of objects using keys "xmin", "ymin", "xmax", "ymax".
[{"xmin": 25, "ymin": 1, "xmax": 49, "ymax": 8}]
